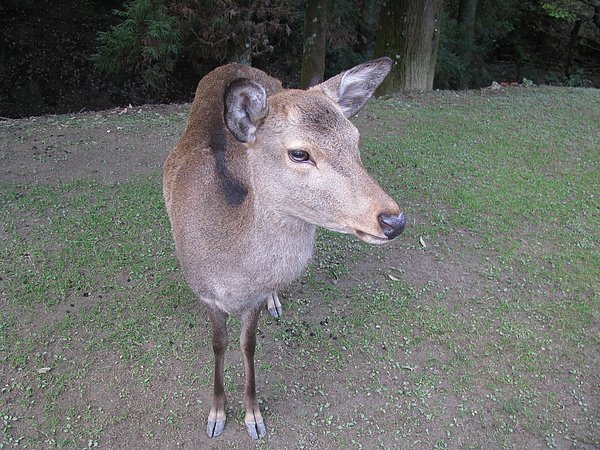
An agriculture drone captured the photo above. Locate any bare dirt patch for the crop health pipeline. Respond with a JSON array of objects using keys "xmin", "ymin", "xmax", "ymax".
[{"xmin": 1, "ymin": 104, "xmax": 187, "ymax": 186}]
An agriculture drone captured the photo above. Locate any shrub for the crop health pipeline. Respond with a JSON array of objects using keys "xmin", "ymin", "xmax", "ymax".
[
  {"xmin": 564, "ymin": 69, "xmax": 592, "ymax": 87},
  {"xmin": 92, "ymin": 0, "xmax": 181, "ymax": 92},
  {"xmin": 435, "ymin": 12, "xmax": 467, "ymax": 90}
]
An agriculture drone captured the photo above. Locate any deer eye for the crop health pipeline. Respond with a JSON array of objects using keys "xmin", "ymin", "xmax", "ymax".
[{"xmin": 288, "ymin": 149, "xmax": 310, "ymax": 163}]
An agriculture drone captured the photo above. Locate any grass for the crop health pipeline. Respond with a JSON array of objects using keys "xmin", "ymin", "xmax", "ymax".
[{"xmin": 1, "ymin": 86, "xmax": 599, "ymax": 448}]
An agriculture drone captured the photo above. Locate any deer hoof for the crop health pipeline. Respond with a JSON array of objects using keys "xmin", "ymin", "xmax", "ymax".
[
  {"xmin": 245, "ymin": 419, "xmax": 266, "ymax": 440},
  {"xmin": 206, "ymin": 418, "xmax": 226, "ymax": 437},
  {"xmin": 267, "ymin": 292, "xmax": 283, "ymax": 318}
]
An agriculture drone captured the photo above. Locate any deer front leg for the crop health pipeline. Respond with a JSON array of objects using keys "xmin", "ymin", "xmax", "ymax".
[
  {"xmin": 240, "ymin": 304, "xmax": 266, "ymax": 439},
  {"xmin": 207, "ymin": 306, "xmax": 228, "ymax": 437},
  {"xmin": 266, "ymin": 292, "xmax": 283, "ymax": 318}
]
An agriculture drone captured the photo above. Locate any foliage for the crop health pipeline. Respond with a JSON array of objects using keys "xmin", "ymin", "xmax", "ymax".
[
  {"xmin": 3, "ymin": 0, "xmax": 600, "ymax": 117},
  {"xmin": 173, "ymin": 0, "xmax": 301, "ymax": 65},
  {"xmin": 324, "ymin": 0, "xmax": 383, "ymax": 77},
  {"xmin": 522, "ymin": 76, "xmax": 534, "ymax": 86},
  {"xmin": 327, "ymin": 0, "xmax": 363, "ymax": 49},
  {"xmin": 92, "ymin": 0, "xmax": 182, "ymax": 92},
  {"xmin": 325, "ymin": 47, "xmax": 365, "ymax": 79},
  {"xmin": 93, "ymin": 0, "xmax": 301, "ymax": 92},
  {"xmin": 564, "ymin": 67, "xmax": 593, "ymax": 86},
  {"xmin": 435, "ymin": 0, "xmax": 600, "ymax": 89},
  {"xmin": 435, "ymin": 10, "xmax": 470, "ymax": 90},
  {"xmin": 436, "ymin": 0, "xmax": 529, "ymax": 89},
  {"xmin": 542, "ymin": 1, "xmax": 579, "ymax": 21}
]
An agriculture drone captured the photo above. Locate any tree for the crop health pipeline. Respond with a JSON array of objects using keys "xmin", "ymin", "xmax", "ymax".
[
  {"xmin": 176, "ymin": 0, "xmax": 299, "ymax": 65},
  {"xmin": 226, "ymin": 0, "xmax": 253, "ymax": 65},
  {"xmin": 374, "ymin": 0, "xmax": 443, "ymax": 95},
  {"xmin": 92, "ymin": 0, "xmax": 182, "ymax": 92},
  {"xmin": 456, "ymin": 0, "xmax": 478, "ymax": 88},
  {"xmin": 356, "ymin": 0, "xmax": 383, "ymax": 56},
  {"xmin": 540, "ymin": 0, "xmax": 600, "ymax": 78},
  {"xmin": 323, "ymin": 0, "xmax": 380, "ymax": 79},
  {"xmin": 300, "ymin": 0, "xmax": 328, "ymax": 88},
  {"xmin": 93, "ymin": 0, "xmax": 299, "ymax": 92}
]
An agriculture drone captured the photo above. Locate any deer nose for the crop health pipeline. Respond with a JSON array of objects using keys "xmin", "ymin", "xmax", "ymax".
[{"xmin": 378, "ymin": 212, "xmax": 405, "ymax": 239}]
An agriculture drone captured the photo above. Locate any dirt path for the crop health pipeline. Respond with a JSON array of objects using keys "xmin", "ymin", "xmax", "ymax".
[{"xmin": 1, "ymin": 104, "xmax": 187, "ymax": 185}]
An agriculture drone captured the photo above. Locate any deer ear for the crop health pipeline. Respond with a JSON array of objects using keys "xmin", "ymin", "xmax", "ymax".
[
  {"xmin": 315, "ymin": 57, "xmax": 392, "ymax": 118},
  {"xmin": 224, "ymin": 78, "xmax": 268, "ymax": 143}
]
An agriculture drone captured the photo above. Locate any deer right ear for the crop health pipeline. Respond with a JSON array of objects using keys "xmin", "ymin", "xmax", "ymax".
[
  {"xmin": 224, "ymin": 78, "xmax": 268, "ymax": 143},
  {"xmin": 315, "ymin": 57, "xmax": 392, "ymax": 118}
]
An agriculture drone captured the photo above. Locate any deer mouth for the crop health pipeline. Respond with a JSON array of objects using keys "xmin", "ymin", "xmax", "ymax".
[{"xmin": 354, "ymin": 230, "xmax": 391, "ymax": 245}]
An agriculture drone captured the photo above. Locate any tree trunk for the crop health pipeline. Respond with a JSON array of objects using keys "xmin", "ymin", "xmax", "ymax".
[
  {"xmin": 565, "ymin": 19, "xmax": 582, "ymax": 78},
  {"xmin": 457, "ymin": 0, "xmax": 477, "ymax": 89},
  {"xmin": 458, "ymin": 0, "xmax": 477, "ymax": 36},
  {"xmin": 355, "ymin": 0, "xmax": 382, "ymax": 56},
  {"xmin": 300, "ymin": 0, "xmax": 328, "ymax": 88},
  {"xmin": 593, "ymin": 4, "xmax": 600, "ymax": 30},
  {"xmin": 227, "ymin": 0, "xmax": 252, "ymax": 65},
  {"xmin": 374, "ymin": 0, "xmax": 443, "ymax": 95}
]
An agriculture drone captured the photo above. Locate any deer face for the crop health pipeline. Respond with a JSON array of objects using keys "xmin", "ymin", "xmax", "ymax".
[{"xmin": 224, "ymin": 58, "xmax": 405, "ymax": 244}]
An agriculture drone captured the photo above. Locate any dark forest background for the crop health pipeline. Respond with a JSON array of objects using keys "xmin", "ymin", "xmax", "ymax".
[{"xmin": 1, "ymin": 0, "xmax": 599, "ymax": 118}]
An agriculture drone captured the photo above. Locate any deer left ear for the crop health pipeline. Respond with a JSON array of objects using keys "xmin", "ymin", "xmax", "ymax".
[
  {"xmin": 224, "ymin": 78, "xmax": 268, "ymax": 143},
  {"xmin": 315, "ymin": 57, "xmax": 392, "ymax": 118}
]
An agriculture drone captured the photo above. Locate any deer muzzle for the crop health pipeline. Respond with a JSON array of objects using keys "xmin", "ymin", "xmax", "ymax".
[{"xmin": 378, "ymin": 212, "xmax": 405, "ymax": 239}]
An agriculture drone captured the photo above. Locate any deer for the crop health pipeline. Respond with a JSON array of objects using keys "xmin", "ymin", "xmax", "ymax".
[{"xmin": 163, "ymin": 57, "xmax": 405, "ymax": 440}]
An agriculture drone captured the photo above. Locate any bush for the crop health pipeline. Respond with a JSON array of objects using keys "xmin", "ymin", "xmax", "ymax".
[
  {"xmin": 92, "ymin": 0, "xmax": 300, "ymax": 92},
  {"xmin": 564, "ymin": 69, "xmax": 592, "ymax": 87},
  {"xmin": 435, "ymin": 12, "xmax": 467, "ymax": 90},
  {"xmin": 92, "ymin": 0, "xmax": 182, "ymax": 92}
]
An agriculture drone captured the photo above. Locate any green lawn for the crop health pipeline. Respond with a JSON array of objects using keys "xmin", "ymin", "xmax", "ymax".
[{"xmin": 1, "ymin": 86, "xmax": 598, "ymax": 448}]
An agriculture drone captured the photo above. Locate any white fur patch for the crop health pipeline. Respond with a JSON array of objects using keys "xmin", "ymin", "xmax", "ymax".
[{"xmin": 339, "ymin": 69, "xmax": 372, "ymax": 97}]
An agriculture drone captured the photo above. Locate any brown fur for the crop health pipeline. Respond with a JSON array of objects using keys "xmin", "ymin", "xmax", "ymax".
[{"xmin": 163, "ymin": 59, "xmax": 403, "ymax": 438}]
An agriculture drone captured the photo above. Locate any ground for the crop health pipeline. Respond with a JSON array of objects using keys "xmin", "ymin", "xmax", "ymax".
[{"xmin": 1, "ymin": 86, "xmax": 598, "ymax": 449}]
